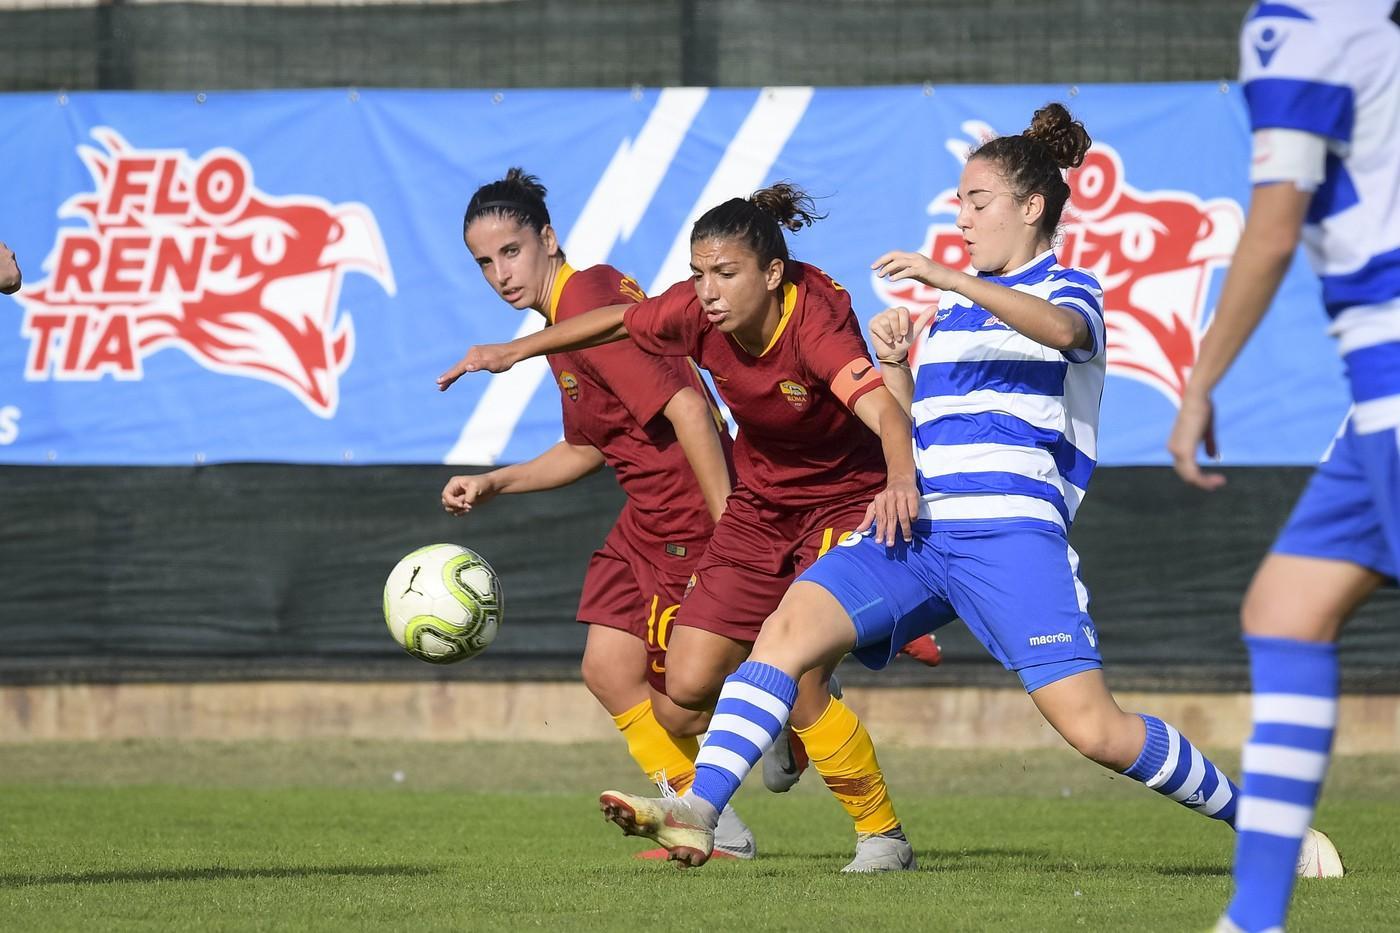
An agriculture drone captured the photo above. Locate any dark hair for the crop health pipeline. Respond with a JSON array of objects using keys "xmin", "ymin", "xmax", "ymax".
[
  {"xmin": 464, "ymin": 167, "xmax": 551, "ymax": 235},
  {"xmin": 970, "ymin": 103, "xmax": 1092, "ymax": 240},
  {"xmin": 689, "ymin": 182, "xmax": 825, "ymax": 268}
]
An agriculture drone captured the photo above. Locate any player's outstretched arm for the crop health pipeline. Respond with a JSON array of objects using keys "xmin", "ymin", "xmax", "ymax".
[
  {"xmin": 441, "ymin": 441, "xmax": 606, "ymax": 515},
  {"xmin": 851, "ymin": 387, "xmax": 920, "ymax": 546},
  {"xmin": 868, "ymin": 306, "xmax": 916, "ymax": 413},
  {"xmin": 437, "ymin": 304, "xmax": 632, "ymax": 390},
  {"xmin": 1169, "ymin": 182, "xmax": 1311, "ymax": 490},
  {"xmin": 662, "ymin": 387, "xmax": 732, "ymax": 522}
]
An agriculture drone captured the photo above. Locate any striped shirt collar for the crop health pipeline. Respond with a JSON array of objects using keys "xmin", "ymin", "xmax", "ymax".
[{"xmin": 978, "ymin": 249, "xmax": 1058, "ymax": 287}]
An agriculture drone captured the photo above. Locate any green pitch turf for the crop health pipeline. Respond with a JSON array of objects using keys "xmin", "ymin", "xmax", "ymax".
[{"xmin": 1, "ymin": 741, "xmax": 1397, "ymax": 932}]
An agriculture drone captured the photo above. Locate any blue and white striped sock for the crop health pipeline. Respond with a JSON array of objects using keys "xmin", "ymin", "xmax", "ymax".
[
  {"xmin": 1122, "ymin": 713, "xmax": 1239, "ymax": 825},
  {"xmin": 687, "ymin": 661, "xmax": 797, "ymax": 815},
  {"xmin": 1226, "ymin": 635, "xmax": 1338, "ymax": 933}
]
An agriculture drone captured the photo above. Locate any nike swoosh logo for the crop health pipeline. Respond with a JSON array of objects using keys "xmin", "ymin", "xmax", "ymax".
[
  {"xmin": 850, "ymin": 364, "xmax": 873, "ymax": 380},
  {"xmin": 663, "ymin": 813, "xmax": 705, "ymax": 831}
]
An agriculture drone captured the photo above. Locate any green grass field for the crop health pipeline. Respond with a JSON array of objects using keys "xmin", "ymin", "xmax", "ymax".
[{"xmin": 2, "ymin": 740, "xmax": 1397, "ymax": 931}]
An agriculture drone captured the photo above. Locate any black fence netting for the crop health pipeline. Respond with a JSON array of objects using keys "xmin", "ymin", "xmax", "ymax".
[
  {"xmin": 1, "ymin": 464, "xmax": 1396, "ymax": 691},
  {"xmin": 1, "ymin": 0, "xmax": 1247, "ymax": 92}
]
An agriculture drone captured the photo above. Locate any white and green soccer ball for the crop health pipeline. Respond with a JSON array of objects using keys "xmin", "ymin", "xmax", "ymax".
[{"xmin": 383, "ymin": 544, "xmax": 502, "ymax": 664}]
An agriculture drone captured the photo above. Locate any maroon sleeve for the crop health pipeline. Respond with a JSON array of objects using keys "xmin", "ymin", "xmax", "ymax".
[
  {"xmin": 559, "ymin": 267, "xmax": 698, "ymax": 426},
  {"xmin": 621, "ymin": 279, "xmax": 703, "ymax": 358},
  {"xmin": 560, "ymin": 404, "xmax": 589, "ymax": 447},
  {"xmin": 797, "ymin": 268, "xmax": 885, "ymax": 410}
]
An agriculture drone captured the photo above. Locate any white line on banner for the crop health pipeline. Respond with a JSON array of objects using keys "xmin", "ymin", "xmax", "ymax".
[
  {"xmin": 647, "ymin": 86, "xmax": 814, "ymax": 294},
  {"xmin": 443, "ymin": 87, "xmax": 708, "ymax": 466}
]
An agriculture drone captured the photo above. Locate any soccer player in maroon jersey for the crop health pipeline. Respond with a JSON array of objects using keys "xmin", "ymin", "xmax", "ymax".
[
  {"xmin": 440, "ymin": 184, "xmax": 921, "ymax": 872},
  {"xmin": 438, "ymin": 169, "xmax": 755, "ymax": 858}
]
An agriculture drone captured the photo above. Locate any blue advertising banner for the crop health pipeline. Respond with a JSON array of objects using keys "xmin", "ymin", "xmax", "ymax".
[{"xmin": 0, "ymin": 84, "xmax": 1350, "ymax": 466}]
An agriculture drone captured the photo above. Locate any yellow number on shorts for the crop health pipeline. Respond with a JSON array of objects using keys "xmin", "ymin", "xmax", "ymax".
[
  {"xmin": 817, "ymin": 526, "xmax": 856, "ymax": 558},
  {"xmin": 645, "ymin": 595, "xmax": 681, "ymax": 652}
]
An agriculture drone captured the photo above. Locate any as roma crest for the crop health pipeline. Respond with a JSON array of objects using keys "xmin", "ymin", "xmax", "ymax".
[
  {"xmin": 559, "ymin": 370, "xmax": 580, "ymax": 402},
  {"xmin": 779, "ymin": 380, "xmax": 808, "ymax": 412}
]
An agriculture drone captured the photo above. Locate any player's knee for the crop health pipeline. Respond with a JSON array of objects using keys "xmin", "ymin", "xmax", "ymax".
[
  {"xmin": 663, "ymin": 664, "xmax": 722, "ymax": 711},
  {"xmin": 1067, "ymin": 731, "xmax": 1119, "ymax": 768},
  {"xmin": 1240, "ymin": 580, "xmax": 1277, "ymax": 635},
  {"xmin": 579, "ymin": 653, "xmax": 627, "ymax": 708},
  {"xmin": 1060, "ymin": 714, "xmax": 1138, "ymax": 770},
  {"xmin": 1240, "ymin": 582, "xmax": 1320, "ymax": 636},
  {"xmin": 751, "ymin": 607, "xmax": 806, "ymax": 664},
  {"xmin": 750, "ymin": 606, "xmax": 830, "ymax": 676},
  {"xmin": 652, "ymin": 700, "xmax": 709, "ymax": 738}
]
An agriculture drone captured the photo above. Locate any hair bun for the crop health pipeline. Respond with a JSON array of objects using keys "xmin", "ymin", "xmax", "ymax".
[
  {"xmin": 748, "ymin": 182, "xmax": 825, "ymax": 233},
  {"xmin": 502, "ymin": 166, "xmax": 548, "ymax": 200},
  {"xmin": 1025, "ymin": 103, "xmax": 1091, "ymax": 170}
]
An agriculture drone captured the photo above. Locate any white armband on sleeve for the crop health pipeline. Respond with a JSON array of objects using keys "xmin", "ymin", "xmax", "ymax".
[{"xmin": 1250, "ymin": 128, "xmax": 1329, "ymax": 191}]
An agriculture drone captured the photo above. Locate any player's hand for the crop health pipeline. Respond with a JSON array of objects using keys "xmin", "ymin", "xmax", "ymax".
[
  {"xmin": 872, "ymin": 250, "xmax": 957, "ymax": 291},
  {"xmin": 1167, "ymin": 392, "xmax": 1226, "ymax": 490},
  {"xmin": 441, "ymin": 473, "xmax": 500, "ymax": 515},
  {"xmin": 437, "ymin": 343, "xmax": 519, "ymax": 390},
  {"xmin": 857, "ymin": 473, "xmax": 921, "ymax": 546},
  {"xmin": 869, "ymin": 306, "xmax": 915, "ymax": 364}
]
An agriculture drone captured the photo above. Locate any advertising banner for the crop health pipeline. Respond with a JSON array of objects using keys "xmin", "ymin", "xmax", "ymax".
[{"xmin": 0, "ymin": 85, "xmax": 1349, "ymax": 466}]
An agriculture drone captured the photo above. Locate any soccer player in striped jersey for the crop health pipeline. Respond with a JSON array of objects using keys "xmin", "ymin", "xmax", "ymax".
[
  {"xmin": 438, "ymin": 168, "xmax": 756, "ymax": 859},
  {"xmin": 587, "ymin": 103, "xmax": 1335, "ymax": 874},
  {"xmin": 1169, "ymin": 4, "xmax": 1397, "ymax": 929},
  {"xmin": 444, "ymin": 184, "xmax": 924, "ymax": 872}
]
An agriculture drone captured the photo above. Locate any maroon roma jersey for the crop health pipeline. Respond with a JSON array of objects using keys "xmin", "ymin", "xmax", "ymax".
[
  {"xmin": 545, "ymin": 263, "xmax": 731, "ymax": 560},
  {"xmin": 622, "ymin": 262, "xmax": 887, "ymax": 510}
]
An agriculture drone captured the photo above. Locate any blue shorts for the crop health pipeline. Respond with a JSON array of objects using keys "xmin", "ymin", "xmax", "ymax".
[
  {"xmin": 1273, "ymin": 419, "xmax": 1400, "ymax": 580},
  {"xmin": 799, "ymin": 520, "xmax": 1102, "ymax": 693}
]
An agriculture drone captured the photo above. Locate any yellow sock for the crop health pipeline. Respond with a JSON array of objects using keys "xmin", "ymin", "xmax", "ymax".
[
  {"xmin": 794, "ymin": 696, "xmax": 900, "ymax": 835},
  {"xmin": 611, "ymin": 698, "xmax": 699, "ymax": 793}
]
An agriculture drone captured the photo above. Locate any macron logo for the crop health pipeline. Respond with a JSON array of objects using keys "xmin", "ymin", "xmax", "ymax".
[{"xmin": 1028, "ymin": 633, "xmax": 1074, "ymax": 647}]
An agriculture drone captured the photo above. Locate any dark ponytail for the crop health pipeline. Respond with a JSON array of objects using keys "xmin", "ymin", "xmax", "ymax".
[
  {"xmin": 690, "ymin": 182, "xmax": 825, "ymax": 268},
  {"xmin": 971, "ymin": 103, "xmax": 1091, "ymax": 240},
  {"xmin": 464, "ymin": 167, "xmax": 551, "ymax": 235}
]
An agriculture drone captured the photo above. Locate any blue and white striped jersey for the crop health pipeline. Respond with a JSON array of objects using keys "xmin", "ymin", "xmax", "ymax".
[
  {"xmin": 1240, "ymin": 1, "xmax": 1400, "ymax": 432},
  {"xmin": 911, "ymin": 250, "xmax": 1106, "ymax": 534}
]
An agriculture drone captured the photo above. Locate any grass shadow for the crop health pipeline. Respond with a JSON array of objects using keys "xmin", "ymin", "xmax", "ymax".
[{"xmin": 0, "ymin": 864, "xmax": 442, "ymax": 887}]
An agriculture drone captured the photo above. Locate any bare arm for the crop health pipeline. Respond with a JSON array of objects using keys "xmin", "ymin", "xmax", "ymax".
[
  {"xmin": 851, "ymin": 386, "xmax": 921, "ymax": 546},
  {"xmin": 873, "ymin": 252, "xmax": 1090, "ymax": 352},
  {"xmin": 1167, "ymin": 182, "xmax": 1310, "ymax": 489},
  {"xmin": 438, "ymin": 304, "xmax": 631, "ymax": 390},
  {"xmin": 441, "ymin": 441, "xmax": 606, "ymax": 514},
  {"xmin": 662, "ymin": 387, "xmax": 731, "ymax": 522}
]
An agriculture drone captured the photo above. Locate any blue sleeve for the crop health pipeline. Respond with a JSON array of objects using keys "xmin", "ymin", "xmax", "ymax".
[{"xmin": 1049, "ymin": 271, "xmax": 1105, "ymax": 365}]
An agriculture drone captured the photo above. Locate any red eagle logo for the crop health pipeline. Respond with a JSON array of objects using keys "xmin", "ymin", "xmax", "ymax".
[
  {"xmin": 15, "ymin": 128, "xmax": 395, "ymax": 417},
  {"xmin": 874, "ymin": 123, "xmax": 1243, "ymax": 407}
]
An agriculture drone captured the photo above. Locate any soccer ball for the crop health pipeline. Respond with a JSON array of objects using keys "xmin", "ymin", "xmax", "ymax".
[{"xmin": 383, "ymin": 543, "xmax": 502, "ymax": 664}]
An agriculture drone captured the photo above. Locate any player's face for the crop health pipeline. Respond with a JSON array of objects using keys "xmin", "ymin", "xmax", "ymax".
[
  {"xmin": 689, "ymin": 237, "xmax": 783, "ymax": 334},
  {"xmin": 956, "ymin": 157, "xmax": 1046, "ymax": 275},
  {"xmin": 465, "ymin": 215, "xmax": 559, "ymax": 311}
]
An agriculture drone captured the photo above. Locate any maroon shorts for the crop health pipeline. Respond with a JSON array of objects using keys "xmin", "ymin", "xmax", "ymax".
[
  {"xmin": 676, "ymin": 488, "xmax": 876, "ymax": 644},
  {"xmin": 576, "ymin": 525, "xmax": 696, "ymax": 694}
]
